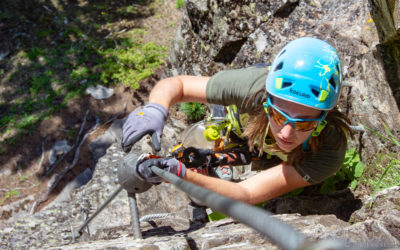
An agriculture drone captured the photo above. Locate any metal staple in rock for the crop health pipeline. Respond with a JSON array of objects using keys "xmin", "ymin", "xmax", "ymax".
[
  {"xmin": 80, "ymin": 189, "xmax": 90, "ymax": 236},
  {"xmin": 73, "ymin": 185, "xmax": 124, "ymax": 240},
  {"xmin": 349, "ymin": 125, "xmax": 365, "ymax": 132}
]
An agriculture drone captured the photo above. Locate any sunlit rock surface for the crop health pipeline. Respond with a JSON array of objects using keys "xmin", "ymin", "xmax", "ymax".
[
  {"xmin": 1, "ymin": 120, "xmax": 399, "ymax": 249},
  {"xmin": 1, "ymin": 1, "xmax": 400, "ymax": 249}
]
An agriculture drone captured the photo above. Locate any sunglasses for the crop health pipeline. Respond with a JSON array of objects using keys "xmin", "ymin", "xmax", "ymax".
[{"xmin": 263, "ymin": 97, "xmax": 326, "ymax": 132}]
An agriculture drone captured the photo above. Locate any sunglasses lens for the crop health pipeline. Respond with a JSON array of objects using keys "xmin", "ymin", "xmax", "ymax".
[
  {"xmin": 269, "ymin": 106, "xmax": 286, "ymax": 126},
  {"xmin": 294, "ymin": 121, "xmax": 318, "ymax": 131},
  {"xmin": 268, "ymin": 106, "xmax": 319, "ymax": 132}
]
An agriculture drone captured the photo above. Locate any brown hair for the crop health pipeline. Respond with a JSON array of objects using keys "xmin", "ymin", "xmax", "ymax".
[{"xmin": 242, "ymin": 89, "xmax": 353, "ymax": 166}]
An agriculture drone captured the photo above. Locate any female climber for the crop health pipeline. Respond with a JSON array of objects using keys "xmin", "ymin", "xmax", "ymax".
[{"xmin": 121, "ymin": 37, "xmax": 352, "ymax": 204}]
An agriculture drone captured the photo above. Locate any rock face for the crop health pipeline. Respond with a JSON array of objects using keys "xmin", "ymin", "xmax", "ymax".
[
  {"xmin": 164, "ymin": 0, "xmax": 400, "ymax": 163},
  {"xmin": 1, "ymin": 118, "xmax": 399, "ymax": 249},
  {"xmin": 1, "ymin": 1, "xmax": 400, "ymax": 249}
]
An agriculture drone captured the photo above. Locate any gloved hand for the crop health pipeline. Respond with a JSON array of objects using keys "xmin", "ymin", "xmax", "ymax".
[
  {"xmin": 122, "ymin": 103, "xmax": 168, "ymax": 152},
  {"xmin": 137, "ymin": 157, "xmax": 186, "ymax": 184}
]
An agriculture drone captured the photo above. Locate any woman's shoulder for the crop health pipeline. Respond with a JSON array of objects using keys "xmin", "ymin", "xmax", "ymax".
[
  {"xmin": 210, "ymin": 65, "xmax": 269, "ymax": 85},
  {"xmin": 206, "ymin": 66, "xmax": 269, "ymax": 109},
  {"xmin": 294, "ymin": 125, "xmax": 348, "ymax": 184}
]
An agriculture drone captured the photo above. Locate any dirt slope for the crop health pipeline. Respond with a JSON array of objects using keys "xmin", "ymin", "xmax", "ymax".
[{"xmin": 0, "ymin": 0, "xmax": 183, "ymax": 212}]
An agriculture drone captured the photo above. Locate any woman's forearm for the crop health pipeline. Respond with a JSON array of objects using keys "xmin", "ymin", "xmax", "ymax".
[
  {"xmin": 148, "ymin": 76, "xmax": 210, "ymax": 109},
  {"xmin": 184, "ymin": 170, "xmax": 252, "ymax": 203},
  {"xmin": 149, "ymin": 77, "xmax": 184, "ymax": 109}
]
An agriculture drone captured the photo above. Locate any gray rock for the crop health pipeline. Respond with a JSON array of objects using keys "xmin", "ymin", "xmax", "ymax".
[
  {"xmin": 0, "ymin": 167, "xmax": 12, "ymax": 178},
  {"xmin": 1, "ymin": 139, "xmax": 399, "ymax": 248},
  {"xmin": 351, "ymin": 186, "xmax": 400, "ymax": 243},
  {"xmin": 48, "ymin": 140, "xmax": 72, "ymax": 165},
  {"xmin": 0, "ymin": 51, "xmax": 10, "ymax": 61},
  {"xmin": 0, "ymin": 194, "xmax": 35, "ymax": 225},
  {"xmin": 85, "ymin": 85, "xmax": 114, "ymax": 100},
  {"xmin": 49, "ymin": 168, "xmax": 93, "ymax": 205}
]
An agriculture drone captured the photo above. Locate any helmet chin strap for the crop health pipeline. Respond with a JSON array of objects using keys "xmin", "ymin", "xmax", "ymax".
[{"xmin": 302, "ymin": 113, "xmax": 328, "ymax": 152}]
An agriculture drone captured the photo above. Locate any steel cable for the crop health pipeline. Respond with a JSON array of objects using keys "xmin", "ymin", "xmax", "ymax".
[{"xmin": 151, "ymin": 166, "xmax": 309, "ymax": 250}]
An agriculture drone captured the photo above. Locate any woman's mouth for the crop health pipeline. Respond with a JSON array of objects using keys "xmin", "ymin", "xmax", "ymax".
[{"xmin": 277, "ymin": 137, "xmax": 294, "ymax": 146}]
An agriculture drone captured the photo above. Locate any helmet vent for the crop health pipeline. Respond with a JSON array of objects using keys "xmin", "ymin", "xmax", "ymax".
[
  {"xmin": 274, "ymin": 62, "xmax": 283, "ymax": 72},
  {"xmin": 311, "ymin": 89, "xmax": 320, "ymax": 97},
  {"xmin": 282, "ymin": 81, "xmax": 292, "ymax": 88},
  {"xmin": 329, "ymin": 76, "xmax": 336, "ymax": 90}
]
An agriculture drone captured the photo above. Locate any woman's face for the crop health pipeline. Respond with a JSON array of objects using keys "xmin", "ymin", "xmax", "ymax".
[{"xmin": 269, "ymin": 97, "xmax": 322, "ymax": 152}]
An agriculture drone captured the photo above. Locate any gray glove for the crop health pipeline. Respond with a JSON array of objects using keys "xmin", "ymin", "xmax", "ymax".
[
  {"xmin": 137, "ymin": 157, "xmax": 186, "ymax": 184},
  {"xmin": 122, "ymin": 103, "xmax": 168, "ymax": 152}
]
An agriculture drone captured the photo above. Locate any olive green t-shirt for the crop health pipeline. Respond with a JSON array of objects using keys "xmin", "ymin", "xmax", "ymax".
[{"xmin": 206, "ymin": 66, "xmax": 346, "ymax": 184}]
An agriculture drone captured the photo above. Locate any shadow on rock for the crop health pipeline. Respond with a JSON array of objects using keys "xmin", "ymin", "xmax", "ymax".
[{"xmin": 264, "ymin": 188, "xmax": 362, "ymax": 221}]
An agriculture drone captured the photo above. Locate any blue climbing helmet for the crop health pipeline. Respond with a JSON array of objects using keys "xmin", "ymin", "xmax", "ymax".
[{"xmin": 265, "ymin": 37, "xmax": 343, "ymax": 110}]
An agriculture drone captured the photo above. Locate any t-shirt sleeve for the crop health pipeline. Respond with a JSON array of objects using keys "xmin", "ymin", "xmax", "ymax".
[
  {"xmin": 293, "ymin": 125, "xmax": 347, "ymax": 184},
  {"xmin": 206, "ymin": 67, "xmax": 268, "ymax": 113}
]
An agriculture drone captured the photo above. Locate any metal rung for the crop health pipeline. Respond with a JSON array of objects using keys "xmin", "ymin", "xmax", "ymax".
[{"xmin": 349, "ymin": 125, "xmax": 365, "ymax": 132}]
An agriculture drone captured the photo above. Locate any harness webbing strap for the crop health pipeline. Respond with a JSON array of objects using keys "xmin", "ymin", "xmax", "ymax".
[{"xmin": 226, "ymin": 105, "xmax": 243, "ymax": 136}]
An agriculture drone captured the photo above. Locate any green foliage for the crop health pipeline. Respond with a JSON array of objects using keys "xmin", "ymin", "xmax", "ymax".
[
  {"xmin": 70, "ymin": 66, "xmax": 89, "ymax": 80},
  {"xmin": 255, "ymin": 200, "xmax": 269, "ymax": 208},
  {"xmin": 30, "ymin": 74, "xmax": 51, "ymax": 94},
  {"xmin": 98, "ymin": 38, "xmax": 167, "ymax": 89},
  {"xmin": 118, "ymin": 5, "xmax": 138, "ymax": 16},
  {"xmin": 207, "ymin": 211, "xmax": 227, "ymax": 221},
  {"xmin": 176, "ymin": 0, "xmax": 185, "ymax": 9},
  {"xmin": 67, "ymin": 128, "xmax": 77, "ymax": 139},
  {"xmin": 17, "ymin": 114, "xmax": 40, "ymax": 129},
  {"xmin": 179, "ymin": 102, "xmax": 206, "ymax": 122},
  {"xmin": 362, "ymin": 123, "xmax": 400, "ymax": 208},
  {"xmin": 0, "ymin": 2, "xmax": 170, "ymax": 147},
  {"xmin": 27, "ymin": 47, "xmax": 44, "ymax": 61},
  {"xmin": 364, "ymin": 123, "xmax": 400, "ymax": 147},
  {"xmin": 37, "ymin": 29, "xmax": 53, "ymax": 38},
  {"xmin": 19, "ymin": 175, "xmax": 27, "ymax": 182},
  {"xmin": 283, "ymin": 187, "xmax": 304, "ymax": 197},
  {"xmin": 320, "ymin": 148, "xmax": 365, "ymax": 194},
  {"xmin": 0, "ymin": 188, "xmax": 19, "ymax": 205}
]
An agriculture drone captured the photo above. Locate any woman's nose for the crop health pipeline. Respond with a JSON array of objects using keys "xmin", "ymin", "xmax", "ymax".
[{"xmin": 280, "ymin": 122, "xmax": 296, "ymax": 137}]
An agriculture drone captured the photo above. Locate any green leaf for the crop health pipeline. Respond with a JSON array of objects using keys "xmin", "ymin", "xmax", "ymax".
[
  {"xmin": 353, "ymin": 161, "xmax": 365, "ymax": 177},
  {"xmin": 350, "ymin": 179, "xmax": 358, "ymax": 189},
  {"xmin": 320, "ymin": 176, "xmax": 336, "ymax": 194},
  {"xmin": 255, "ymin": 200, "xmax": 269, "ymax": 208},
  {"xmin": 337, "ymin": 171, "xmax": 346, "ymax": 180},
  {"xmin": 382, "ymin": 122, "xmax": 400, "ymax": 146},
  {"xmin": 346, "ymin": 147, "xmax": 356, "ymax": 156},
  {"xmin": 208, "ymin": 211, "xmax": 227, "ymax": 221}
]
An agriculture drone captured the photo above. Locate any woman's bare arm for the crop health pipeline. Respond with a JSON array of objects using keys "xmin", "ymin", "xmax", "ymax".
[
  {"xmin": 184, "ymin": 162, "xmax": 311, "ymax": 204},
  {"xmin": 149, "ymin": 76, "xmax": 210, "ymax": 109}
]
